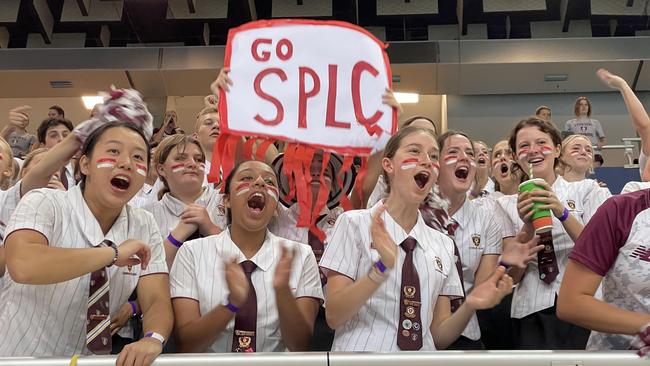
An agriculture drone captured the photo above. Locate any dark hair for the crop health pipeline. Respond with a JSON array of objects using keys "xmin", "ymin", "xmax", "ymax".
[
  {"xmin": 437, "ymin": 130, "xmax": 472, "ymax": 154},
  {"xmin": 574, "ymin": 97, "xmax": 592, "ymax": 117},
  {"xmin": 79, "ymin": 122, "xmax": 151, "ymax": 189},
  {"xmin": 154, "ymin": 135, "xmax": 205, "ymax": 200},
  {"xmin": 508, "ymin": 116, "xmax": 562, "ymax": 171},
  {"xmin": 535, "ymin": 105, "xmax": 551, "ymax": 116},
  {"xmin": 36, "ymin": 118, "xmax": 73, "ymax": 144},
  {"xmin": 381, "ymin": 126, "xmax": 437, "ymax": 194},
  {"xmin": 49, "ymin": 105, "xmax": 65, "ymax": 118},
  {"xmin": 222, "ymin": 160, "xmax": 276, "ymax": 225},
  {"xmin": 402, "ymin": 116, "xmax": 437, "ymax": 135}
]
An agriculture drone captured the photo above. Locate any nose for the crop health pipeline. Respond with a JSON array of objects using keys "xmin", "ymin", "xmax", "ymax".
[{"xmin": 252, "ymin": 175, "xmax": 265, "ymax": 187}]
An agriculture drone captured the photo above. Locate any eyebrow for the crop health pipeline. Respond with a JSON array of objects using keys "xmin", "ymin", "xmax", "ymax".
[{"xmin": 239, "ymin": 168, "xmax": 276, "ymax": 177}]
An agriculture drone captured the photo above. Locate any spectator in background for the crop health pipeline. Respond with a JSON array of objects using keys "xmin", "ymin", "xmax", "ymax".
[
  {"xmin": 1, "ymin": 106, "xmax": 38, "ymax": 159},
  {"xmin": 564, "ymin": 97, "xmax": 606, "ymax": 164},
  {"xmin": 48, "ymin": 105, "xmax": 65, "ymax": 120},
  {"xmin": 536, "ymin": 106, "xmax": 552, "ymax": 122},
  {"xmin": 36, "ymin": 117, "xmax": 74, "ymax": 188},
  {"xmin": 152, "ymin": 111, "xmax": 182, "ymax": 144}
]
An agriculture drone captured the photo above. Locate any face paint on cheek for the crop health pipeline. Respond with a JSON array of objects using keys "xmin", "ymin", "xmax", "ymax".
[
  {"xmin": 235, "ymin": 182, "xmax": 251, "ymax": 196},
  {"xmin": 266, "ymin": 184, "xmax": 279, "ymax": 202},
  {"xmin": 540, "ymin": 146, "xmax": 554, "ymax": 155},
  {"xmin": 96, "ymin": 158, "xmax": 117, "ymax": 169},
  {"xmin": 401, "ymin": 157, "xmax": 419, "ymax": 170},
  {"xmin": 569, "ymin": 151, "xmax": 581, "ymax": 157},
  {"xmin": 171, "ymin": 163, "xmax": 185, "ymax": 174},
  {"xmin": 517, "ymin": 149, "xmax": 529, "ymax": 162},
  {"xmin": 198, "ymin": 163, "xmax": 206, "ymax": 172},
  {"xmin": 444, "ymin": 155, "xmax": 458, "ymax": 166},
  {"xmin": 432, "ymin": 162, "xmax": 440, "ymax": 176},
  {"xmin": 135, "ymin": 163, "xmax": 147, "ymax": 177}
]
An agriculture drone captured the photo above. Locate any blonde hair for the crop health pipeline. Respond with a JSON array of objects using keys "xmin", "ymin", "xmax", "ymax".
[
  {"xmin": 194, "ymin": 107, "xmax": 219, "ymax": 131},
  {"xmin": 0, "ymin": 137, "xmax": 15, "ymax": 190},
  {"xmin": 20, "ymin": 148, "xmax": 49, "ymax": 178},
  {"xmin": 558, "ymin": 134, "xmax": 593, "ymax": 175},
  {"xmin": 154, "ymin": 134, "xmax": 205, "ymax": 200}
]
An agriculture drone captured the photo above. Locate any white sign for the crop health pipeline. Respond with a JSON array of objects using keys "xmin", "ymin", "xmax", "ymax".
[{"xmin": 220, "ymin": 19, "xmax": 396, "ymax": 156}]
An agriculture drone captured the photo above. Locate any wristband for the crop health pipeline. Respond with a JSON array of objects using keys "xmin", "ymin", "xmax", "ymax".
[
  {"xmin": 557, "ymin": 207, "xmax": 570, "ymax": 222},
  {"xmin": 374, "ymin": 260, "xmax": 388, "ymax": 273},
  {"xmin": 167, "ymin": 232, "xmax": 183, "ymax": 248},
  {"xmin": 129, "ymin": 300, "xmax": 138, "ymax": 317},
  {"xmin": 144, "ymin": 331, "xmax": 166, "ymax": 345},
  {"xmin": 225, "ymin": 302, "xmax": 240, "ymax": 313},
  {"xmin": 497, "ymin": 255, "xmax": 511, "ymax": 270}
]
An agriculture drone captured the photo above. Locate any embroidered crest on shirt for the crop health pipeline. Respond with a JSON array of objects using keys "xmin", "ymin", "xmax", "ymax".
[
  {"xmin": 631, "ymin": 245, "xmax": 650, "ymax": 263},
  {"xmin": 217, "ymin": 204, "xmax": 225, "ymax": 215},
  {"xmin": 566, "ymin": 200, "xmax": 576, "ymax": 210},
  {"xmin": 471, "ymin": 234, "xmax": 481, "ymax": 247},
  {"xmin": 434, "ymin": 256, "xmax": 443, "ymax": 272}
]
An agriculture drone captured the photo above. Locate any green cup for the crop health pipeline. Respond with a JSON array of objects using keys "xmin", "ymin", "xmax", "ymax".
[{"xmin": 518, "ymin": 178, "xmax": 553, "ymax": 234}]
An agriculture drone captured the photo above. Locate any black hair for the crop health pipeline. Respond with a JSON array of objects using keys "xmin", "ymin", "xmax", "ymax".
[
  {"xmin": 49, "ymin": 105, "xmax": 65, "ymax": 118},
  {"xmin": 222, "ymin": 160, "xmax": 276, "ymax": 226},
  {"xmin": 37, "ymin": 118, "xmax": 74, "ymax": 144},
  {"xmin": 78, "ymin": 122, "xmax": 151, "ymax": 189}
]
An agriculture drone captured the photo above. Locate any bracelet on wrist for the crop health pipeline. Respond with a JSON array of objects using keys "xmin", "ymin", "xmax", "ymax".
[
  {"xmin": 101, "ymin": 241, "xmax": 118, "ymax": 267},
  {"xmin": 167, "ymin": 232, "xmax": 183, "ymax": 248},
  {"xmin": 557, "ymin": 207, "xmax": 570, "ymax": 222},
  {"xmin": 374, "ymin": 260, "xmax": 388, "ymax": 273},
  {"xmin": 144, "ymin": 331, "xmax": 166, "ymax": 345},
  {"xmin": 129, "ymin": 300, "xmax": 138, "ymax": 317},
  {"xmin": 497, "ymin": 255, "xmax": 511, "ymax": 270},
  {"xmin": 225, "ymin": 302, "xmax": 240, "ymax": 313},
  {"xmin": 368, "ymin": 265, "xmax": 388, "ymax": 284}
]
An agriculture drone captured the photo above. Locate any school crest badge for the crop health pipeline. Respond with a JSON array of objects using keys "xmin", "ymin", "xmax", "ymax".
[
  {"xmin": 471, "ymin": 234, "xmax": 481, "ymax": 247},
  {"xmin": 566, "ymin": 200, "xmax": 576, "ymax": 210}
]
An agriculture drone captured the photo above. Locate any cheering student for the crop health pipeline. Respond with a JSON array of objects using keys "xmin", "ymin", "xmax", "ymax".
[
  {"xmin": 319, "ymin": 126, "xmax": 513, "ymax": 352},
  {"xmin": 595, "ymin": 69, "xmax": 650, "ymax": 193},
  {"xmin": 143, "ymin": 135, "xmax": 226, "ymax": 269},
  {"xmin": 487, "ymin": 140, "xmax": 523, "ymax": 200},
  {"xmin": 557, "ymin": 188, "xmax": 650, "ymax": 354},
  {"xmin": 170, "ymin": 160, "xmax": 323, "ymax": 352},
  {"xmin": 496, "ymin": 116, "xmax": 610, "ymax": 349},
  {"xmin": 0, "ymin": 89, "xmax": 172, "ymax": 365},
  {"xmin": 557, "ymin": 134, "xmax": 594, "ymax": 182},
  {"xmin": 1, "ymin": 105, "xmax": 38, "ymax": 159},
  {"xmin": 468, "ymin": 140, "xmax": 494, "ymax": 199}
]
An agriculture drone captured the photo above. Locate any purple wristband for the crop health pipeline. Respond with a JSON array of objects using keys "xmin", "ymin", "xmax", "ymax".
[
  {"xmin": 374, "ymin": 260, "xmax": 387, "ymax": 273},
  {"xmin": 225, "ymin": 302, "xmax": 240, "ymax": 313},
  {"xmin": 558, "ymin": 207, "xmax": 570, "ymax": 222},
  {"xmin": 129, "ymin": 301, "xmax": 137, "ymax": 317},
  {"xmin": 167, "ymin": 232, "xmax": 183, "ymax": 248}
]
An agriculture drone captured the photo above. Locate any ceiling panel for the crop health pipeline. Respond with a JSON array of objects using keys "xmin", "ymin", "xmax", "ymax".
[{"xmin": 0, "ymin": 70, "xmax": 130, "ymax": 98}]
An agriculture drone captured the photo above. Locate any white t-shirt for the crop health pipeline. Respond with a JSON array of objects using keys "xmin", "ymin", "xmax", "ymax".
[
  {"xmin": 319, "ymin": 202, "xmax": 464, "ymax": 351},
  {"xmin": 496, "ymin": 176, "xmax": 610, "ymax": 318},
  {"xmin": 0, "ymin": 185, "xmax": 167, "ymax": 356},
  {"xmin": 169, "ymin": 229, "xmax": 323, "ymax": 352}
]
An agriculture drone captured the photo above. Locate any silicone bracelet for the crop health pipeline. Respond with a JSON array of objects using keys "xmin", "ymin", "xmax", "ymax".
[
  {"xmin": 167, "ymin": 232, "xmax": 183, "ymax": 248},
  {"xmin": 129, "ymin": 300, "xmax": 138, "ymax": 317},
  {"xmin": 558, "ymin": 207, "xmax": 570, "ymax": 222},
  {"xmin": 225, "ymin": 302, "xmax": 240, "ymax": 313},
  {"xmin": 374, "ymin": 260, "xmax": 387, "ymax": 273}
]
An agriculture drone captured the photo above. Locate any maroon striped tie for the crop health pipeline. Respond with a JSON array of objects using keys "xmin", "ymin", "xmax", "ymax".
[
  {"xmin": 86, "ymin": 240, "xmax": 112, "ymax": 354},
  {"xmin": 232, "ymin": 260, "xmax": 257, "ymax": 352},
  {"xmin": 446, "ymin": 221, "xmax": 466, "ymax": 313},
  {"xmin": 397, "ymin": 237, "xmax": 423, "ymax": 350}
]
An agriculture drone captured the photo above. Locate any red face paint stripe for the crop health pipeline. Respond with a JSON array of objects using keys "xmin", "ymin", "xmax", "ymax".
[
  {"xmin": 97, "ymin": 158, "xmax": 117, "ymax": 163},
  {"xmin": 235, "ymin": 182, "xmax": 251, "ymax": 191},
  {"xmin": 402, "ymin": 158, "xmax": 419, "ymax": 164}
]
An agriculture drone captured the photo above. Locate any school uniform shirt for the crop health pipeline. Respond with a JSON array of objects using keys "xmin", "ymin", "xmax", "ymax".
[
  {"xmin": 169, "ymin": 229, "xmax": 323, "ymax": 352},
  {"xmin": 269, "ymin": 203, "xmax": 343, "ymax": 246},
  {"xmin": 142, "ymin": 184, "xmax": 226, "ymax": 240},
  {"xmin": 451, "ymin": 197, "xmax": 503, "ymax": 341},
  {"xmin": 129, "ymin": 182, "xmax": 157, "ymax": 208},
  {"xmin": 0, "ymin": 185, "xmax": 167, "ymax": 356},
  {"xmin": 319, "ymin": 202, "xmax": 464, "ymax": 351},
  {"xmin": 621, "ymin": 181, "xmax": 650, "ymax": 194},
  {"xmin": 569, "ymin": 189, "xmax": 650, "ymax": 350},
  {"xmin": 496, "ymin": 175, "xmax": 610, "ymax": 319},
  {"xmin": 0, "ymin": 181, "xmax": 21, "ymax": 242},
  {"xmin": 367, "ymin": 175, "xmax": 388, "ymax": 208},
  {"xmin": 468, "ymin": 179, "xmax": 495, "ymax": 199}
]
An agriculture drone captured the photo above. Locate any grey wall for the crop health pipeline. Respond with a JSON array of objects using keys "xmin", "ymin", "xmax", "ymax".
[{"xmin": 446, "ymin": 91, "xmax": 650, "ymax": 167}]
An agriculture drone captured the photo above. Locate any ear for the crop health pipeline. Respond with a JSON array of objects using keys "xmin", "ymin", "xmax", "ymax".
[
  {"xmin": 156, "ymin": 163, "xmax": 166, "ymax": 178},
  {"xmin": 191, "ymin": 132, "xmax": 199, "ymax": 139},
  {"xmin": 381, "ymin": 156, "xmax": 395, "ymax": 177},
  {"xmin": 554, "ymin": 144, "xmax": 562, "ymax": 158},
  {"xmin": 223, "ymin": 194, "xmax": 230, "ymax": 210},
  {"xmin": 79, "ymin": 155, "xmax": 90, "ymax": 177}
]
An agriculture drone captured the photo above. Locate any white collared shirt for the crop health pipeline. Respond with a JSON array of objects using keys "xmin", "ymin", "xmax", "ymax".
[
  {"xmin": 169, "ymin": 229, "xmax": 323, "ymax": 352},
  {"xmin": 269, "ymin": 203, "xmax": 343, "ymax": 247},
  {"xmin": 319, "ymin": 202, "xmax": 463, "ymax": 351},
  {"xmin": 142, "ymin": 185, "xmax": 226, "ymax": 240},
  {"xmin": 0, "ymin": 185, "xmax": 167, "ymax": 356},
  {"xmin": 129, "ymin": 182, "xmax": 156, "ymax": 208},
  {"xmin": 496, "ymin": 176, "xmax": 610, "ymax": 318},
  {"xmin": 450, "ymin": 197, "xmax": 503, "ymax": 340},
  {"xmin": 621, "ymin": 181, "xmax": 650, "ymax": 194},
  {"xmin": 0, "ymin": 181, "xmax": 21, "ymax": 242}
]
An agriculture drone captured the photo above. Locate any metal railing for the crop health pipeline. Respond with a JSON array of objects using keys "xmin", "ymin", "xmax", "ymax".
[
  {"xmin": 595, "ymin": 137, "xmax": 641, "ymax": 168},
  {"xmin": 0, "ymin": 351, "xmax": 648, "ymax": 366}
]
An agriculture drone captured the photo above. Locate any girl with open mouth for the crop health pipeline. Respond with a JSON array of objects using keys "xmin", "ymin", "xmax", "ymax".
[
  {"xmin": 496, "ymin": 116, "xmax": 611, "ymax": 350},
  {"xmin": 319, "ymin": 126, "xmax": 513, "ymax": 352},
  {"xmin": 170, "ymin": 160, "xmax": 323, "ymax": 353},
  {"xmin": 0, "ymin": 88, "xmax": 172, "ymax": 366},
  {"xmin": 487, "ymin": 140, "xmax": 524, "ymax": 200}
]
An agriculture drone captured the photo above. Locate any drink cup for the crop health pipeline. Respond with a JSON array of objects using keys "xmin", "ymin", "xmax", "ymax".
[{"xmin": 518, "ymin": 178, "xmax": 553, "ymax": 234}]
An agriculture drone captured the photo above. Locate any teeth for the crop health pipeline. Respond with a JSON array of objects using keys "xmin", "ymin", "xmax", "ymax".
[
  {"xmin": 115, "ymin": 175, "xmax": 130, "ymax": 182},
  {"xmin": 252, "ymin": 192, "xmax": 263, "ymax": 198}
]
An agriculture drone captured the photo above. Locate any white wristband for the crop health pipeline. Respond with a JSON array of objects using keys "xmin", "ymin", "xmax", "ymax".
[{"xmin": 144, "ymin": 331, "xmax": 165, "ymax": 345}]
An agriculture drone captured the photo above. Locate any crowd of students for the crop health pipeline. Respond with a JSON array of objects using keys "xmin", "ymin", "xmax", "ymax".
[{"xmin": 0, "ymin": 68, "xmax": 648, "ymax": 366}]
